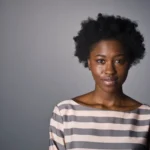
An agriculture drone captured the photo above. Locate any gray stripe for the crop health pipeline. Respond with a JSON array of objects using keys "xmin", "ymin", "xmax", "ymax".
[
  {"xmin": 63, "ymin": 115, "xmax": 149, "ymax": 126},
  {"xmin": 64, "ymin": 128, "xmax": 147, "ymax": 137},
  {"xmin": 58, "ymin": 103, "xmax": 150, "ymax": 114},
  {"xmin": 49, "ymin": 139, "xmax": 66, "ymax": 150},
  {"xmin": 66, "ymin": 141, "xmax": 147, "ymax": 149},
  {"xmin": 50, "ymin": 125, "xmax": 64, "ymax": 138},
  {"xmin": 51, "ymin": 112, "xmax": 63, "ymax": 124}
]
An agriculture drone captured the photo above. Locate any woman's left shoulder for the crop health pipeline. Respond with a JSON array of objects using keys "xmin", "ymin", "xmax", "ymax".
[
  {"xmin": 138, "ymin": 103, "xmax": 150, "ymax": 117},
  {"xmin": 127, "ymin": 97, "xmax": 150, "ymax": 112},
  {"xmin": 141, "ymin": 103, "xmax": 150, "ymax": 110}
]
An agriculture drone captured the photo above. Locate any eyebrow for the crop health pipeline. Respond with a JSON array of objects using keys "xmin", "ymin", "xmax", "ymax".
[{"xmin": 95, "ymin": 54, "xmax": 125, "ymax": 57}]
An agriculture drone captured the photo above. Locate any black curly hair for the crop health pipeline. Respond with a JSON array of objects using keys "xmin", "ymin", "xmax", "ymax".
[{"xmin": 73, "ymin": 13, "xmax": 145, "ymax": 68}]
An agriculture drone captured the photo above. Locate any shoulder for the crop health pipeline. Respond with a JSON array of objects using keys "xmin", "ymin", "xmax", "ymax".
[
  {"xmin": 137, "ymin": 104, "xmax": 150, "ymax": 119},
  {"xmin": 141, "ymin": 103, "xmax": 150, "ymax": 112},
  {"xmin": 124, "ymin": 96, "xmax": 150, "ymax": 112},
  {"xmin": 52, "ymin": 100, "xmax": 78, "ymax": 115},
  {"xmin": 56, "ymin": 99, "xmax": 76, "ymax": 108}
]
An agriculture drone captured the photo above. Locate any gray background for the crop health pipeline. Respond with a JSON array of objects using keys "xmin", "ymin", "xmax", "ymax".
[{"xmin": 0, "ymin": 0, "xmax": 150, "ymax": 150}]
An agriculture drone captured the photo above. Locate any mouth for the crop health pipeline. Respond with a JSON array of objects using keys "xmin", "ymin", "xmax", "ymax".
[{"xmin": 102, "ymin": 77, "xmax": 118, "ymax": 86}]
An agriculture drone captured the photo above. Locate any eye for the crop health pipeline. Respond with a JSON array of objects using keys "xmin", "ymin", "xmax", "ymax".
[
  {"xmin": 115, "ymin": 59, "xmax": 125, "ymax": 64},
  {"xmin": 115, "ymin": 60, "xmax": 121, "ymax": 64},
  {"xmin": 96, "ymin": 59, "xmax": 105, "ymax": 64}
]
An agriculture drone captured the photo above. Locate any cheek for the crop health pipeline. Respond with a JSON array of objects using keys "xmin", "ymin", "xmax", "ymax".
[
  {"xmin": 91, "ymin": 66, "xmax": 104, "ymax": 80},
  {"xmin": 118, "ymin": 67, "xmax": 129, "ymax": 82}
]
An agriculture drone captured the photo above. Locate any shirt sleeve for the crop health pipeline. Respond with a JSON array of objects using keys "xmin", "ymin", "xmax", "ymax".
[{"xmin": 49, "ymin": 106, "xmax": 66, "ymax": 150}]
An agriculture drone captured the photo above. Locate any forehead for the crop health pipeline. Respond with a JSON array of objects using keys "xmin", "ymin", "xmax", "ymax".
[{"xmin": 90, "ymin": 40, "xmax": 125, "ymax": 57}]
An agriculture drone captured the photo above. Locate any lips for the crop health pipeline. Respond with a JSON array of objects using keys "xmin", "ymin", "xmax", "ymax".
[{"xmin": 102, "ymin": 77, "xmax": 118, "ymax": 86}]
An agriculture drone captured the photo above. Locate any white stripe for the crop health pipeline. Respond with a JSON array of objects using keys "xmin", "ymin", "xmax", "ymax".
[
  {"xmin": 57, "ymin": 100, "xmax": 77, "ymax": 106},
  {"xmin": 65, "ymin": 134, "xmax": 146, "ymax": 144},
  {"xmin": 49, "ymin": 132, "xmax": 64, "ymax": 146},
  {"xmin": 64, "ymin": 121, "xmax": 149, "ymax": 132},
  {"xmin": 49, "ymin": 145, "xmax": 57, "ymax": 150},
  {"xmin": 50, "ymin": 118, "xmax": 63, "ymax": 132},
  {"xmin": 52, "ymin": 109, "xmax": 61, "ymax": 116},
  {"xmin": 53, "ymin": 106, "xmax": 60, "ymax": 113},
  {"xmin": 60, "ymin": 109, "xmax": 150, "ymax": 120}
]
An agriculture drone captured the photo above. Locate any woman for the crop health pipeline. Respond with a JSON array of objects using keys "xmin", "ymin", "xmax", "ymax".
[{"xmin": 49, "ymin": 13, "xmax": 150, "ymax": 150}]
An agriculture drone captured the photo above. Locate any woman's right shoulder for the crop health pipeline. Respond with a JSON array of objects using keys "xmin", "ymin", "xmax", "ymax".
[
  {"xmin": 51, "ymin": 99, "xmax": 78, "ymax": 117},
  {"xmin": 56, "ymin": 99, "xmax": 74, "ymax": 106},
  {"xmin": 53, "ymin": 99, "xmax": 77, "ymax": 110}
]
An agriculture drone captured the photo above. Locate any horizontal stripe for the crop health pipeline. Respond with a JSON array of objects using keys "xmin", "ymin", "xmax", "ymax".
[
  {"xmin": 60, "ymin": 109, "xmax": 150, "ymax": 120},
  {"xmin": 49, "ymin": 145, "xmax": 57, "ymax": 150},
  {"xmin": 60, "ymin": 104, "xmax": 150, "ymax": 114},
  {"xmin": 64, "ymin": 121, "xmax": 149, "ymax": 132},
  {"xmin": 49, "ymin": 100, "xmax": 150, "ymax": 149},
  {"xmin": 63, "ymin": 115, "xmax": 149, "ymax": 126},
  {"xmin": 50, "ymin": 118, "xmax": 63, "ymax": 132},
  {"xmin": 64, "ymin": 128, "xmax": 147, "ymax": 137},
  {"xmin": 49, "ymin": 132, "xmax": 64, "ymax": 146},
  {"xmin": 49, "ymin": 139, "xmax": 66, "ymax": 150},
  {"xmin": 58, "ymin": 100, "xmax": 150, "ymax": 114},
  {"xmin": 66, "ymin": 141, "xmax": 147, "ymax": 149},
  {"xmin": 51, "ymin": 113, "xmax": 63, "ymax": 124},
  {"xmin": 50, "ymin": 125, "xmax": 64, "ymax": 138},
  {"xmin": 57, "ymin": 100, "xmax": 149, "ymax": 109},
  {"xmin": 65, "ymin": 134, "xmax": 146, "ymax": 143}
]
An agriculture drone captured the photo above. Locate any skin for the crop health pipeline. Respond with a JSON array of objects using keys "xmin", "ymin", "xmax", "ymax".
[{"xmin": 73, "ymin": 39, "xmax": 141, "ymax": 111}]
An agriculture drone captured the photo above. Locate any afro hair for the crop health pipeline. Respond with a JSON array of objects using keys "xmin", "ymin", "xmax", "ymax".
[{"xmin": 73, "ymin": 13, "xmax": 145, "ymax": 68}]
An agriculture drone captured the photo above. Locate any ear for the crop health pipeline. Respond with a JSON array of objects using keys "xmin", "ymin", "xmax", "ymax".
[{"xmin": 88, "ymin": 59, "xmax": 91, "ymax": 70}]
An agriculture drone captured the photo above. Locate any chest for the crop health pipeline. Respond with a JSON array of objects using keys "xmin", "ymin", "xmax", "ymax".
[{"xmin": 63, "ymin": 114, "xmax": 149, "ymax": 149}]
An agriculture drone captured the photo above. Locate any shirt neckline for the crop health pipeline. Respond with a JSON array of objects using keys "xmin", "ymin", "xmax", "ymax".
[{"xmin": 71, "ymin": 99, "xmax": 144, "ymax": 113}]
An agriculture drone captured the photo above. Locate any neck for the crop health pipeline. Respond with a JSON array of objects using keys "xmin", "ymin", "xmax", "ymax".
[{"xmin": 91, "ymin": 85, "xmax": 126, "ymax": 107}]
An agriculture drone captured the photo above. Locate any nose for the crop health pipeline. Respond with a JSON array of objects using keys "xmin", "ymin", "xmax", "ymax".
[{"xmin": 104, "ymin": 61, "xmax": 116, "ymax": 75}]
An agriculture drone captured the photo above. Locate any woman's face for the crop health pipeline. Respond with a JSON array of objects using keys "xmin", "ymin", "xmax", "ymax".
[{"xmin": 88, "ymin": 40, "xmax": 130, "ymax": 93}]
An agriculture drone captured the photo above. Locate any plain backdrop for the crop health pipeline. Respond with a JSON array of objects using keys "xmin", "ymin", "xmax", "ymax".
[{"xmin": 0, "ymin": 0, "xmax": 150, "ymax": 150}]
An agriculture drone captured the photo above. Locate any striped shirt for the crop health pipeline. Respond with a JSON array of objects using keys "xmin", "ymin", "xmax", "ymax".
[{"xmin": 49, "ymin": 100, "xmax": 150, "ymax": 150}]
